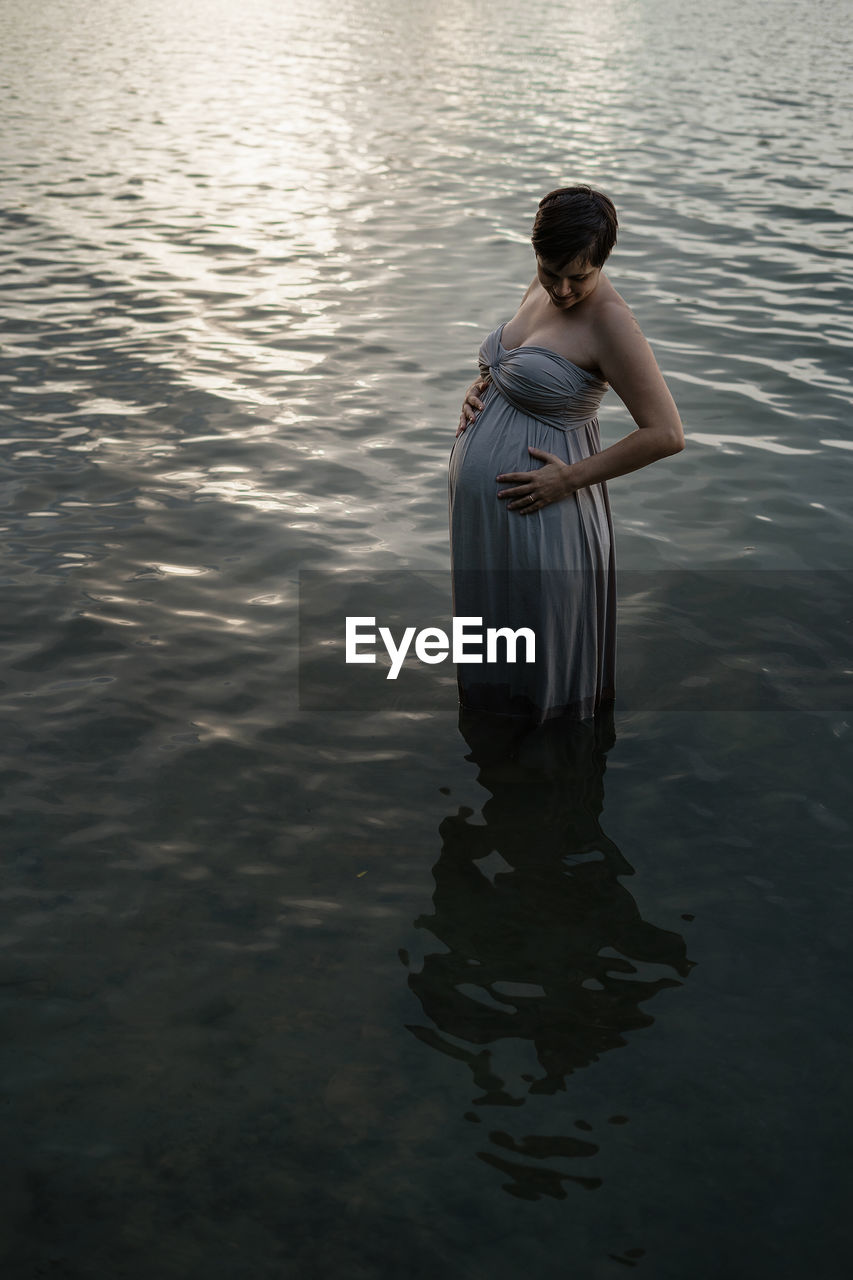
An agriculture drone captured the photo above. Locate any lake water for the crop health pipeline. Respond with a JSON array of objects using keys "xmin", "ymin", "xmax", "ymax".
[{"xmin": 2, "ymin": 0, "xmax": 852, "ymax": 1275}]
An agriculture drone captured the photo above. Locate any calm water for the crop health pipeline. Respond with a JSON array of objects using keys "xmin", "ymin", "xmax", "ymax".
[{"xmin": 2, "ymin": 0, "xmax": 852, "ymax": 1275}]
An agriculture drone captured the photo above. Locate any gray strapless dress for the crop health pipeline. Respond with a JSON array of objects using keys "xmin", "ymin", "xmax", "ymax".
[{"xmin": 448, "ymin": 321, "xmax": 616, "ymax": 723}]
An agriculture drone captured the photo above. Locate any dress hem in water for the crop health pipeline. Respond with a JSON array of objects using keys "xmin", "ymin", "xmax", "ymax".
[{"xmin": 457, "ymin": 682, "xmax": 615, "ymax": 726}]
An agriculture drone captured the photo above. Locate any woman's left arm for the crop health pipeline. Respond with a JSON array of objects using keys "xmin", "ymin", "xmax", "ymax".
[
  {"xmin": 566, "ymin": 302, "xmax": 684, "ymax": 491},
  {"xmin": 497, "ymin": 302, "xmax": 684, "ymax": 509}
]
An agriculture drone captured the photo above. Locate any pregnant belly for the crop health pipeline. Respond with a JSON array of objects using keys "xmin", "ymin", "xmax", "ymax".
[
  {"xmin": 450, "ymin": 399, "xmax": 611, "ymax": 553},
  {"xmin": 451, "ymin": 398, "xmax": 571, "ymax": 503}
]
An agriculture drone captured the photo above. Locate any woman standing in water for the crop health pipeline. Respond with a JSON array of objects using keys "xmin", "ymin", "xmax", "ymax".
[{"xmin": 448, "ymin": 186, "xmax": 684, "ymax": 724}]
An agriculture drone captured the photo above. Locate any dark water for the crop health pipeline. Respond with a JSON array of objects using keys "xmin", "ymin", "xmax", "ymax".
[{"xmin": 2, "ymin": 0, "xmax": 852, "ymax": 1275}]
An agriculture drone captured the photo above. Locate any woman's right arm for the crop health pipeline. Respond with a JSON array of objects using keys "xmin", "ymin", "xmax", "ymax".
[{"xmin": 456, "ymin": 373, "xmax": 490, "ymax": 437}]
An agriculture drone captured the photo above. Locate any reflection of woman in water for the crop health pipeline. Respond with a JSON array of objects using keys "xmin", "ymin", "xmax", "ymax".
[
  {"xmin": 448, "ymin": 186, "xmax": 685, "ymax": 723},
  {"xmin": 406, "ymin": 710, "xmax": 693, "ymax": 1200}
]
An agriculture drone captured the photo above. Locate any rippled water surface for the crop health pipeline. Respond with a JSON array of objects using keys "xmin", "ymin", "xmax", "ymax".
[{"xmin": 2, "ymin": 0, "xmax": 852, "ymax": 1275}]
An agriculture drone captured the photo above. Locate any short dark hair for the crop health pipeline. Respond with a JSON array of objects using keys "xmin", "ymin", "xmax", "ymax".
[{"xmin": 531, "ymin": 186, "xmax": 618, "ymax": 270}]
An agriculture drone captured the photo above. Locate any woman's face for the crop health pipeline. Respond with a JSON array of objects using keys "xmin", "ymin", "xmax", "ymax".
[{"xmin": 536, "ymin": 252, "xmax": 602, "ymax": 309}]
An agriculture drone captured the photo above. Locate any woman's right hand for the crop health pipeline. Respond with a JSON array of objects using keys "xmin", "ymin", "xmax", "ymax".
[{"xmin": 456, "ymin": 377, "xmax": 490, "ymax": 437}]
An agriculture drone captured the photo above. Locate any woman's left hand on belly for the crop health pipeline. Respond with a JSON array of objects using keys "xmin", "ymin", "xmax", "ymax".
[{"xmin": 496, "ymin": 446, "xmax": 577, "ymax": 513}]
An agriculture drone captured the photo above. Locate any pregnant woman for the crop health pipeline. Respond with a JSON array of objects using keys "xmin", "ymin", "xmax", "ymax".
[{"xmin": 448, "ymin": 186, "xmax": 684, "ymax": 724}]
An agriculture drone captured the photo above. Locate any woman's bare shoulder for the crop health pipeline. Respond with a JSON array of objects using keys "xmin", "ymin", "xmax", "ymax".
[
  {"xmin": 594, "ymin": 280, "xmax": 638, "ymax": 322},
  {"xmin": 520, "ymin": 277, "xmax": 539, "ymax": 304},
  {"xmin": 590, "ymin": 284, "xmax": 681, "ymax": 430},
  {"xmin": 591, "ymin": 284, "xmax": 651, "ymax": 351}
]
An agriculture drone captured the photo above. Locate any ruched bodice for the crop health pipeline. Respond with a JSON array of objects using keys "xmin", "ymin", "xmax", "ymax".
[
  {"xmin": 478, "ymin": 322, "xmax": 607, "ymax": 432},
  {"xmin": 448, "ymin": 317, "xmax": 617, "ymax": 724}
]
